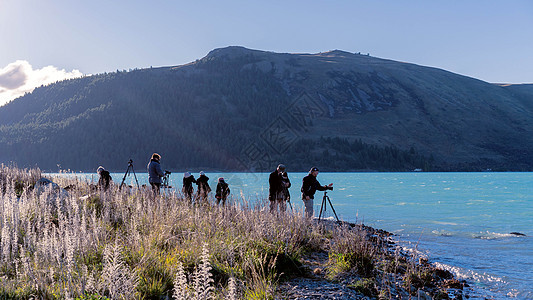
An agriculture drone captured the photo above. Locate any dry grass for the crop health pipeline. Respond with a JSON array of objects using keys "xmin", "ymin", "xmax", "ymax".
[{"xmin": 0, "ymin": 165, "xmax": 447, "ymax": 299}]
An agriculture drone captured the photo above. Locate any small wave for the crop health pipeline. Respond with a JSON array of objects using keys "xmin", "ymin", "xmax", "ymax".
[
  {"xmin": 432, "ymin": 221, "xmax": 460, "ymax": 226},
  {"xmin": 397, "ymin": 243, "xmax": 428, "ymax": 258},
  {"xmin": 433, "ymin": 253, "xmax": 533, "ymax": 299},
  {"xmin": 432, "ymin": 262, "xmax": 533, "ymax": 299},
  {"xmin": 472, "ymin": 231, "xmax": 517, "ymax": 240},
  {"xmin": 431, "ymin": 230, "xmax": 454, "ymax": 237},
  {"xmin": 433, "ymin": 261, "xmax": 508, "ymax": 288},
  {"xmin": 466, "ymin": 199, "xmax": 495, "ymax": 205}
]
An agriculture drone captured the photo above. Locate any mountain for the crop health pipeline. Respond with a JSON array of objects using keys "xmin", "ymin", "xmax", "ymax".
[{"xmin": 1, "ymin": 46, "xmax": 532, "ymax": 172}]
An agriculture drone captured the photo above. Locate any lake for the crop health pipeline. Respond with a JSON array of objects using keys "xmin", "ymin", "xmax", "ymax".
[{"xmin": 52, "ymin": 171, "xmax": 533, "ymax": 299}]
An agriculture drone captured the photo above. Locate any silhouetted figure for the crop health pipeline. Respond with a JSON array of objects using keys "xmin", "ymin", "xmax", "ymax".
[
  {"xmin": 147, "ymin": 153, "xmax": 165, "ymax": 195},
  {"xmin": 196, "ymin": 171, "xmax": 211, "ymax": 204},
  {"xmin": 215, "ymin": 177, "xmax": 230, "ymax": 205},
  {"xmin": 269, "ymin": 164, "xmax": 291, "ymax": 213},
  {"xmin": 281, "ymin": 171, "xmax": 291, "ymax": 208},
  {"xmin": 97, "ymin": 166, "xmax": 112, "ymax": 191},
  {"xmin": 301, "ymin": 167, "xmax": 333, "ymax": 218},
  {"xmin": 182, "ymin": 172, "xmax": 196, "ymax": 202}
]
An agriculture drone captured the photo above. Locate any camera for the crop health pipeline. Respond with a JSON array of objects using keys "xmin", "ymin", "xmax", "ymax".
[
  {"xmin": 165, "ymin": 170, "xmax": 172, "ymax": 175},
  {"xmin": 326, "ymin": 185, "xmax": 334, "ymax": 191},
  {"xmin": 128, "ymin": 159, "xmax": 133, "ymax": 165}
]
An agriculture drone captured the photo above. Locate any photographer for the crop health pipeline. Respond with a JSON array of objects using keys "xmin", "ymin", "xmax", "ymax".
[
  {"xmin": 147, "ymin": 153, "xmax": 165, "ymax": 195},
  {"xmin": 196, "ymin": 171, "xmax": 211, "ymax": 203},
  {"xmin": 301, "ymin": 167, "xmax": 333, "ymax": 218},
  {"xmin": 215, "ymin": 177, "xmax": 230, "ymax": 205},
  {"xmin": 269, "ymin": 164, "xmax": 291, "ymax": 213},
  {"xmin": 182, "ymin": 172, "xmax": 196, "ymax": 202},
  {"xmin": 97, "ymin": 166, "xmax": 112, "ymax": 191}
]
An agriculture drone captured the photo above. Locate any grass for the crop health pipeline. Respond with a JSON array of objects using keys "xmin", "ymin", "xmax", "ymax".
[{"xmin": 0, "ymin": 165, "xmax": 458, "ymax": 299}]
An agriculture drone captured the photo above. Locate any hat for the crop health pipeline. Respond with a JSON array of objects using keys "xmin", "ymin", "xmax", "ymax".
[
  {"xmin": 310, "ymin": 167, "xmax": 319, "ymax": 173},
  {"xmin": 97, "ymin": 166, "xmax": 105, "ymax": 174},
  {"xmin": 184, "ymin": 172, "xmax": 191, "ymax": 178},
  {"xmin": 277, "ymin": 164, "xmax": 286, "ymax": 171},
  {"xmin": 218, "ymin": 177, "xmax": 225, "ymax": 182},
  {"xmin": 199, "ymin": 171, "xmax": 205, "ymax": 176}
]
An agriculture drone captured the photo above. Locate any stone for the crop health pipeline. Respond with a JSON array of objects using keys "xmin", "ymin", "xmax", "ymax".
[
  {"xmin": 34, "ymin": 178, "xmax": 69, "ymax": 197},
  {"xmin": 417, "ymin": 290, "xmax": 432, "ymax": 300}
]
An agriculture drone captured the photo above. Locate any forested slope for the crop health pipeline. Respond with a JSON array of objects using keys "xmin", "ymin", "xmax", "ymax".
[{"xmin": 1, "ymin": 47, "xmax": 532, "ymax": 171}]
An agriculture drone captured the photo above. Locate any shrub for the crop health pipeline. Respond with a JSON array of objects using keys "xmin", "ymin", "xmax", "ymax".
[
  {"xmin": 349, "ymin": 278, "xmax": 377, "ymax": 298},
  {"xmin": 327, "ymin": 225, "xmax": 376, "ymax": 278}
]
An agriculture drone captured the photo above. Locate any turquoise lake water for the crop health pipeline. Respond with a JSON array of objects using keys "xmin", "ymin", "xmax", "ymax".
[{"xmin": 57, "ymin": 171, "xmax": 533, "ymax": 299}]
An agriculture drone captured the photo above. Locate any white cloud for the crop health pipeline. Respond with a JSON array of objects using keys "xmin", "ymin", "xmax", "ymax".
[{"xmin": 0, "ymin": 60, "xmax": 83, "ymax": 107}]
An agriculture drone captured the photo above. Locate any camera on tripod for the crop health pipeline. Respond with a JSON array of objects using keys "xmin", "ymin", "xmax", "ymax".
[
  {"xmin": 162, "ymin": 170, "xmax": 172, "ymax": 188},
  {"xmin": 319, "ymin": 186, "xmax": 340, "ymax": 224},
  {"xmin": 120, "ymin": 158, "xmax": 140, "ymax": 190}
]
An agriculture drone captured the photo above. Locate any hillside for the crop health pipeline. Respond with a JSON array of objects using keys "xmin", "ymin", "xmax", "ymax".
[{"xmin": 1, "ymin": 46, "xmax": 532, "ymax": 171}]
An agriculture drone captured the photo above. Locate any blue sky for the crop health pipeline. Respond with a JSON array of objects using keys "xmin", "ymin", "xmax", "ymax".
[{"xmin": 1, "ymin": 1, "xmax": 532, "ymax": 106}]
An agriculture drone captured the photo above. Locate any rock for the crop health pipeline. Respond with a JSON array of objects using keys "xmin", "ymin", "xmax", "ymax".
[
  {"xmin": 313, "ymin": 268, "xmax": 322, "ymax": 275},
  {"xmin": 434, "ymin": 268, "xmax": 454, "ymax": 280},
  {"xmin": 443, "ymin": 279, "xmax": 464, "ymax": 289},
  {"xmin": 34, "ymin": 178, "xmax": 69, "ymax": 197},
  {"xmin": 417, "ymin": 290, "xmax": 432, "ymax": 300}
]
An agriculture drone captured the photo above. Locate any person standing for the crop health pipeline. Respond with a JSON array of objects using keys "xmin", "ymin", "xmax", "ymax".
[
  {"xmin": 147, "ymin": 153, "xmax": 165, "ymax": 195},
  {"xmin": 301, "ymin": 167, "xmax": 333, "ymax": 218},
  {"xmin": 269, "ymin": 164, "xmax": 291, "ymax": 213},
  {"xmin": 281, "ymin": 171, "xmax": 291, "ymax": 209},
  {"xmin": 196, "ymin": 171, "xmax": 211, "ymax": 203},
  {"xmin": 182, "ymin": 172, "xmax": 196, "ymax": 202},
  {"xmin": 215, "ymin": 177, "xmax": 230, "ymax": 205}
]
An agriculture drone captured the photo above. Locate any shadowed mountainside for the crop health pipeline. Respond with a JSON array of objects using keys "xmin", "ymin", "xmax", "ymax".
[{"xmin": 0, "ymin": 46, "xmax": 532, "ymax": 171}]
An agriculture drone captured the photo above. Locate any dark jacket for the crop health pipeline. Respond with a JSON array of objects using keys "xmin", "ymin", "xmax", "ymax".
[
  {"xmin": 301, "ymin": 173, "xmax": 327, "ymax": 200},
  {"xmin": 281, "ymin": 172, "xmax": 291, "ymax": 200},
  {"xmin": 269, "ymin": 170, "xmax": 291, "ymax": 201},
  {"xmin": 216, "ymin": 182, "xmax": 230, "ymax": 199},
  {"xmin": 147, "ymin": 159, "xmax": 164, "ymax": 184},
  {"xmin": 183, "ymin": 175, "xmax": 197, "ymax": 195},
  {"xmin": 98, "ymin": 170, "xmax": 112, "ymax": 191},
  {"xmin": 196, "ymin": 175, "xmax": 211, "ymax": 194}
]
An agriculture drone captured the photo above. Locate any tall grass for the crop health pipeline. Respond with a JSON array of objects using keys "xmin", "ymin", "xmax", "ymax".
[{"xmin": 0, "ymin": 166, "xmax": 445, "ymax": 299}]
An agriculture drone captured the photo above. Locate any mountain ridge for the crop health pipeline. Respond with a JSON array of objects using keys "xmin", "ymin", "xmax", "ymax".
[{"xmin": 1, "ymin": 46, "xmax": 532, "ymax": 171}]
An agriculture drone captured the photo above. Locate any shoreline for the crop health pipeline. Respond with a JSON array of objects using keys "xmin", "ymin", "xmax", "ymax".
[
  {"xmin": 286, "ymin": 220, "xmax": 471, "ymax": 299},
  {"xmin": 2, "ymin": 167, "xmax": 474, "ymax": 298}
]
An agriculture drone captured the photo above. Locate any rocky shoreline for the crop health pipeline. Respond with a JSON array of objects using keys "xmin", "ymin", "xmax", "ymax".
[
  {"xmin": 0, "ymin": 168, "xmax": 473, "ymax": 299},
  {"xmin": 278, "ymin": 221, "xmax": 469, "ymax": 299}
]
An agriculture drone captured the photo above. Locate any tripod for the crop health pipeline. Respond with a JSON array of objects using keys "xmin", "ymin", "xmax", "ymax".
[
  {"xmin": 318, "ymin": 191, "xmax": 340, "ymax": 223},
  {"xmin": 119, "ymin": 159, "xmax": 140, "ymax": 190},
  {"xmin": 162, "ymin": 171, "xmax": 172, "ymax": 188}
]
